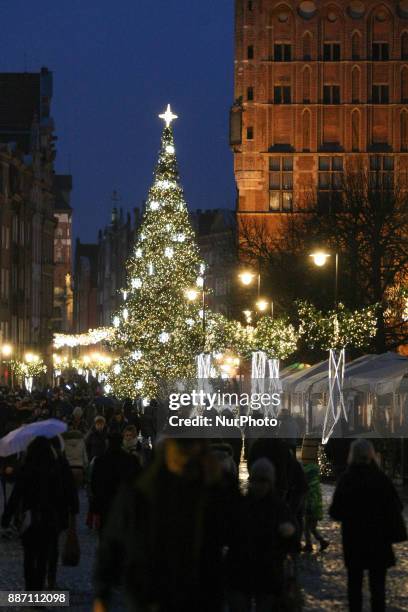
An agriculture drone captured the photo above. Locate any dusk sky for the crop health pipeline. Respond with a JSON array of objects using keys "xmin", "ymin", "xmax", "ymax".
[{"xmin": 3, "ymin": 1, "xmax": 235, "ymax": 242}]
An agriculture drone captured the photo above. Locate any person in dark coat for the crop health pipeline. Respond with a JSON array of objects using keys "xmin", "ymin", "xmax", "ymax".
[
  {"xmin": 93, "ymin": 437, "xmax": 234, "ymax": 612},
  {"xmin": 225, "ymin": 458, "xmax": 297, "ymax": 611},
  {"xmin": 90, "ymin": 433, "xmax": 141, "ymax": 531},
  {"xmin": 329, "ymin": 438, "xmax": 406, "ymax": 612},
  {"xmin": 1, "ymin": 437, "xmax": 65, "ymax": 590},
  {"xmin": 85, "ymin": 416, "xmax": 108, "ymax": 461}
]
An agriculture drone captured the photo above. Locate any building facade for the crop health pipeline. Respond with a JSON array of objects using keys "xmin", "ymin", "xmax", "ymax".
[
  {"xmin": 96, "ymin": 205, "xmax": 141, "ymax": 327},
  {"xmin": 73, "ymin": 241, "xmax": 99, "ymax": 333},
  {"xmin": 190, "ymin": 209, "xmax": 237, "ymax": 316},
  {"xmin": 0, "ymin": 68, "xmax": 56, "ymax": 361},
  {"xmin": 232, "ymin": 0, "xmax": 408, "ymax": 229},
  {"xmin": 53, "ymin": 174, "xmax": 73, "ymax": 334}
]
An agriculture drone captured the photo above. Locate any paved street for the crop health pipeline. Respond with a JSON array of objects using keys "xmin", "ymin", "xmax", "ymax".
[{"xmin": 1, "ymin": 484, "xmax": 408, "ymax": 611}]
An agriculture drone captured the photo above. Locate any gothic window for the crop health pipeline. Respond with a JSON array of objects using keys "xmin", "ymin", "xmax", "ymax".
[
  {"xmin": 372, "ymin": 43, "xmax": 389, "ymax": 61},
  {"xmin": 302, "ymin": 110, "xmax": 311, "ymax": 151},
  {"xmin": 247, "ymin": 45, "xmax": 254, "ymax": 59},
  {"xmin": 323, "ymin": 43, "xmax": 341, "ymax": 61},
  {"xmin": 402, "ymin": 68, "xmax": 408, "ymax": 103},
  {"xmin": 323, "ymin": 85, "xmax": 340, "ymax": 104},
  {"xmin": 303, "ymin": 32, "xmax": 312, "ymax": 60},
  {"xmin": 352, "ymin": 32, "xmax": 361, "ymax": 60},
  {"xmin": 352, "ymin": 111, "xmax": 360, "ymax": 152},
  {"xmin": 303, "ymin": 67, "xmax": 311, "ymax": 103},
  {"xmin": 372, "ymin": 85, "xmax": 389, "ymax": 104},
  {"xmin": 274, "ymin": 44, "xmax": 292, "ymax": 61},
  {"xmin": 402, "ymin": 33, "xmax": 408, "ymax": 60},
  {"xmin": 352, "ymin": 68, "xmax": 360, "ymax": 103},
  {"xmin": 401, "ymin": 112, "xmax": 408, "ymax": 151},
  {"xmin": 274, "ymin": 86, "xmax": 291, "ymax": 104}
]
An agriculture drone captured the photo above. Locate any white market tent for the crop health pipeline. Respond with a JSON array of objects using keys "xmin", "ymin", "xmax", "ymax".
[{"xmin": 282, "ymin": 352, "xmax": 408, "ymax": 437}]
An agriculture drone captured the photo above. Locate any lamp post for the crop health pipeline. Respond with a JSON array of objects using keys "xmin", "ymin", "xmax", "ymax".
[
  {"xmin": 310, "ymin": 250, "xmax": 339, "ymax": 307},
  {"xmin": 239, "ymin": 270, "xmax": 260, "ymax": 297}
]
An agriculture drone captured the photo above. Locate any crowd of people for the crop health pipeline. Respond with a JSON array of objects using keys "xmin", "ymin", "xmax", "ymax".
[{"xmin": 0, "ymin": 380, "xmax": 406, "ymax": 612}]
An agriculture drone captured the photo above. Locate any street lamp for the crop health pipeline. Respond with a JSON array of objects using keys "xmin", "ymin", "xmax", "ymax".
[
  {"xmin": 256, "ymin": 299, "xmax": 274, "ymax": 317},
  {"xmin": 1, "ymin": 344, "xmax": 12, "ymax": 358},
  {"xmin": 185, "ymin": 288, "xmax": 199, "ymax": 302},
  {"xmin": 25, "ymin": 352, "xmax": 39, "ymax": 364},
  {"xmin": 310, "ymin": 250, "xmax": 339, "ymax": 306},
  {"xmin": 239, "ymin": 270, "xmax": 260, "ymax": 297}
]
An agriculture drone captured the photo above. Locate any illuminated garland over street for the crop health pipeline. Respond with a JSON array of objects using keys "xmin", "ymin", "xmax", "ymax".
[
  {"xmin": 53, "ymin": 328, "xmax": 113, "ymax": 349},
  {"xmin": 297, "ymin": 301, "xmax": 377, "ymax": 351}
]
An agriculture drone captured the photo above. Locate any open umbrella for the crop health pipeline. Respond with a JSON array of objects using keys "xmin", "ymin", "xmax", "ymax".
[{"xmin": 0, "ymin": 418, "xmax": 67, "ymax": 457}]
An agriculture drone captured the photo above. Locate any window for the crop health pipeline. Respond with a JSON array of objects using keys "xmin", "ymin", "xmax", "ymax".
[
  {"xmin": 323, "ymin": 43, "xmax": 341, "ymax": 61},
  {"xmin": 352, "ymin": 68, "xmax": 360, "ymax": 103},
  {"xmin": 372, "ymin": 85, "xmax": 389, "ymax": 104},
  {"xmin": 274, "ymin": 86, "xmax": 291, "ymax": 104},
  {"xmin": 303, "ymin": 110, "xmax": 311, "ymax": 151},
  {"xmin": 352, "ymin": 32, "xmax": 361, "ymax": 60},
  {"xmin": 269, "ymin": 157, "xmax": 294, "ymax": 211},
  {"xmin": 323, "ymin": 85, "xmax": 340, "ymax": 104},
  {"xmin": 402, "ymin": 33, "xmax": 408, "ymax": 60},
  {"xmin": 248, "ymin": 0, "xmax": 253, "ymax": 10},
  {"xmin": 247, "ymin": 45, "xmax": 254, "ymax": 59},
  {"xmin": 352, "ymin": 111, "xmax": 360, "ymax": 152},
  {"xmin": 303, "ymin": 32, "xmax": 312, "ymax": 60},
  {"xmin": 247, "ymin": 86, "xmax": 254, "ymax": 101},
  {"xmin": 402, "ymin": 68, "xmax": 408, "ymax": 103},
  {"xmin": 274, "ymin": 44, "xmax": 291, "ymax": 62},
  {"xmin": 246, "ymin": 126, "xmax": 254, "ymax": 140},
  {"xmin": 401, "ymin": 112, "xmax": 408, "ymax": 151},
  {"xmin": 372, "ymin": 43, "xmax": 389, "ymax": 61},
  {"xmin": 318, "ymin": 157, "xmax": 343, "ymax": 205},
  {"xmin": 303, "ymin": 68, "xmax": 311, "ymax": 103},
  {"xmin": 369, "ymin": 156, "xmax": 394, "ymax": 190}
]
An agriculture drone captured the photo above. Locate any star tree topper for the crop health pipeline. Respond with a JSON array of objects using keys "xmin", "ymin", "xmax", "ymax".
[{"xmin": 159, "ymin": 103, "xmax": 178, "ymax": 127}]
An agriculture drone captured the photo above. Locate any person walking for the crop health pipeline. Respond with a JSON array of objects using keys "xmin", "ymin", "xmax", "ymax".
[
  {"xmin": 85, "ymin": 416, "xmax": 108, "ymax": 462},
  {"xmin": 225, "ymin": 458, "xmax": 297, "ymax": 611},
  {"xmin": 91, "ymin": 433, "xmax": 141, "ymax": 532},
  {"xmin": 329, "ymin": 438, "xmax": 406, "ymax": 612},
  {"xmin": 301, "ymin": 439, "xmax": 329, "ymax": 553},
  {"xmin": 93, "ymin": 437, "xmax": 233, "ymax": 612},
  {"xmin": 1, "ymin": 437, "xmax": 65, "ymax": 591}
]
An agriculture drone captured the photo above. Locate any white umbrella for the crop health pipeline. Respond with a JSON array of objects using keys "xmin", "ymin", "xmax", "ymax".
[{"xmin": 0, "ymin": 419, "xmax": 67, "ymax": 457}]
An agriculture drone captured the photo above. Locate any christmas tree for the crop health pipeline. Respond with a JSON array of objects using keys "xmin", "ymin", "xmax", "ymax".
[{"xmin": 108, "ymin": 105, "xmax": 204, "ymax": 399}]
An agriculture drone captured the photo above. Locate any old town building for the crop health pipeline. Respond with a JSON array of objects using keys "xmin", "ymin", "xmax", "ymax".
[
  {"xmin": 232, "ymin": 0, "xmax": 408, "ymax": 230},
  {"xmin": 53, "ymin": 174, "xmax": 73, "ymax": 333},
  {"xmin": 0, "ymin": 68, "xmax": 56, "ymax": 361},
  {"xmin": 191, "ymin": 209, "xmax": 237, "ymax": 316},
  {"xmin": 96, "ymin": 204, "xmax": 141, "ymax": 327}
]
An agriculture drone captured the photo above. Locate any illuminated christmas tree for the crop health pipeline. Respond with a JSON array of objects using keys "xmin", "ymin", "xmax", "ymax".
[{"xmin": 108, "ymin": 105, "xmax": 205, "ymax": 399}]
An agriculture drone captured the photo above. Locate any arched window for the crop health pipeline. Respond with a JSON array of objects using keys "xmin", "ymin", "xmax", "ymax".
[
  {"xmin": 401, "ymin": 111, "xmax": 408, "ymax": 151},
  {"xmin": 402, "ymin": 67, "xmax": 408, "ymax": 103},
  {"xmin": 352, "ymin": 67, "xmax": 360, "ymax": 103},
  {"xmin": 402, "ymin": 32, "xmax": 408, "ymax": 60},
  {"xmin": 303, "ymin": 67, "xmax": 311, "ymax": 103},
  {"xmin": 303, "ymin": 32, "xmax": 312, "ymax": 60},
  {"xmin": 352, "ymin": 110, "xmax": 360, "ymax": 152},
  {"xmin": 302, "ymin": 110, "xmax": 311, "ymax": 151},
  {"xmin": 352, "ymin": 32, "xmax": 361, "ymax": 60}
]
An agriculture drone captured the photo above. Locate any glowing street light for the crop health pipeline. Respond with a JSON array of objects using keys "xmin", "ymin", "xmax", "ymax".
[
  {"xmin": 310, "ymin": 251, "xmax": 331, "ymax": 267},
  {"xmin": 185, "ymin": 288, "xmax": 199, "ymax": 301},
  {"xmin": 256, "ymin": 299, "xmax": 269, "ymax": 312},
  {"xmin": 239, "ymin": 270, "xmax": 256, "ymax": 286},
  {"xmin": 25, "ymin": 352, "xmax": 39, "ymax": 364},
  {"xmin": 310, "ymin": 250, "xmax": 339, "ymax": 306},
  {"xmin": 1, "ymin": 344, "xmax": 12, "ymax": 357}
]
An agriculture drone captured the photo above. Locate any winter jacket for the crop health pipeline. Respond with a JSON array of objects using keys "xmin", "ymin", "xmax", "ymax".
[
  {"xmin": 85, "ymin": 427, "xmax": 108, "ymax": 461},
  {"xmin": 226, "ymin": 490, "xmax": 296, "ymax": 595},
  {"xmin": 329, "ymin": 462, "xmax": 404, "ymax": 569},
  {"xmin": 303, "ymin": 462, "xmax": 323, "ymax": 521},
  {"xmin": 63, "ymin": 430, "xmax": 88, "ymax": 469},
  {"xmin": 91, "ymin": 447, "xmax": 141, "ymax": 524},
  {"xmin": 94, "ymin": 463, "xmax": 232, "ymax": 611}
]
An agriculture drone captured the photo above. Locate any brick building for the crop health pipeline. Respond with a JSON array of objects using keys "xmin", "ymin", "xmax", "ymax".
[
  {"xmin": 53, "ymin": 174, "xmax": 73, "ymax": 333},
  {"xmin": 232, "ymin": 0, "xmax": 408, "ymax": 228},
  {"xmin": 0, "ymin": 68, "xmax": 56, "ymax": 361}
]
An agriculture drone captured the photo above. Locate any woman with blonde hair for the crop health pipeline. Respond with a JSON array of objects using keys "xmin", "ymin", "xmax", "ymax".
[{"xmin": 330, "ymin": 438, "xmax": 406, "ymax": 612}]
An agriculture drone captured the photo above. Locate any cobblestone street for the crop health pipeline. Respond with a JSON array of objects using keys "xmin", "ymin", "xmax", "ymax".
[{"xmin": 1, "ymin": 484, "xmax": 408, "ymax": 611}]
